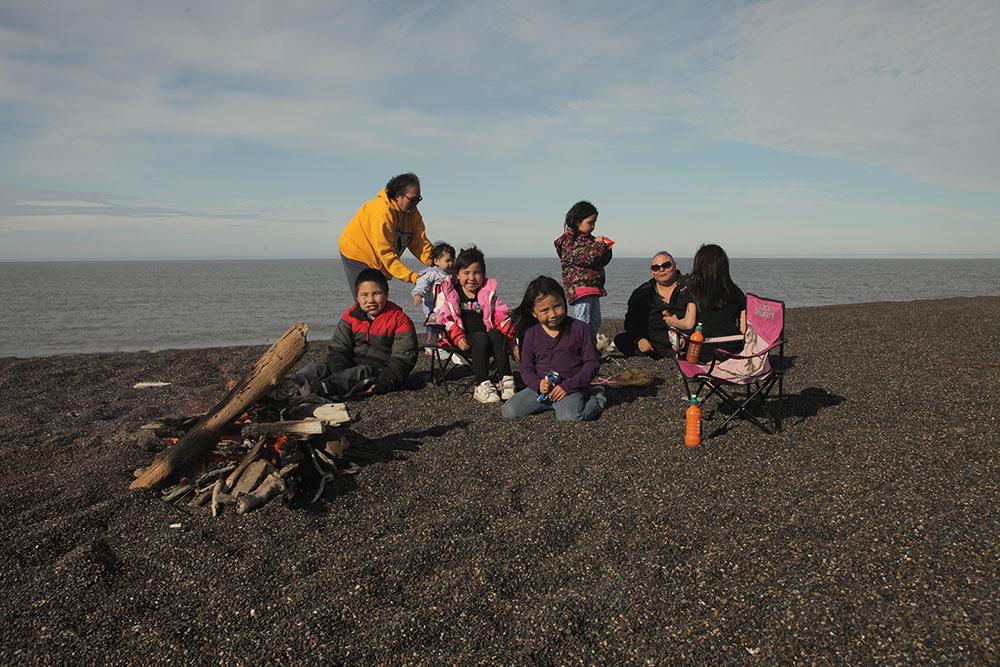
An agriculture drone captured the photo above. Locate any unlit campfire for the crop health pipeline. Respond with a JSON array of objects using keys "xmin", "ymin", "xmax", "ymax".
[
  {"xmin": 136, "ymin": 403, "xmax": 355, "ymax": 515},
  {"xmin": 129, "ymin": 322, "xmax": 367, "ymax": 516}
]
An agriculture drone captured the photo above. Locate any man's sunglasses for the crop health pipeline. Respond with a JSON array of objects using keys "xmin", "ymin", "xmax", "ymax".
[
  {"xmin": 650, "ymin": 261, "xmax": 674, "ymax": 272},
  {"xmin": 404, "ymin": 193, "xmax": 423, "ymax": 204}
]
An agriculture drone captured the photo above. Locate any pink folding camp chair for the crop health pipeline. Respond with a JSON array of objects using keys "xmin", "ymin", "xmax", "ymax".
[{"xmin": 673, "ymin": 294, "xmax": 786, "ymax": 439}]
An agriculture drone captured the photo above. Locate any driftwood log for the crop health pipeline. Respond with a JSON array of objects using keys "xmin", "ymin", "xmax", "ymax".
[
  {"xmin": 130, "ymin": 322, "xmax": 309, "ymax": 490},
  {"xmin": 236, "ymin": 473, "xmax": 287, "ymax": 514},
  {"xmin": 241, "ymin": 419, "xmax": 326, "ymax": 439}
]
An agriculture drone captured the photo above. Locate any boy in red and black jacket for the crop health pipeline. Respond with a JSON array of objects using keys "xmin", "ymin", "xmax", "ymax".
[{"xmin": 276, "ymin": 269, "xmax": 417, "ymax": 401}]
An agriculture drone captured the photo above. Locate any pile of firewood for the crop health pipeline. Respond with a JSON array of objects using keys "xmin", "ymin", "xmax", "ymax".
[
  {"xmin": 129, "ymin": 322, "xmax": 367, "ymax": 515},
  {"xmin": 137, "ymin": 408, "xmax": 355, "ymax": 515}
]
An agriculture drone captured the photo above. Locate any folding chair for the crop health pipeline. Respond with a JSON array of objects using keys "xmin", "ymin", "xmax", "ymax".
[
  {"xmin": 673, "ymin": 294, "xmax": 786, "ymax": 439},
  {"xmin": 421, "ymin": 285, "xmax": 476, "ymax": 393}
]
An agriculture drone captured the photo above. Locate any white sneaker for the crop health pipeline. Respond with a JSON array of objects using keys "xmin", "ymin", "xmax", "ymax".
[
  {"xmin": 595, "ymin": 332, "xmax": 610, "ymax": 352},
  {"xmin": 497, "ymin": 375, "xmax": 516, "ymax": 401},
  {"xmin": 473, "ymin": 380, "xmax": 501, "ymax": 404},
  {"xmin": 451, "ymin": 353, "xmax": 465, "ymax": 366}
]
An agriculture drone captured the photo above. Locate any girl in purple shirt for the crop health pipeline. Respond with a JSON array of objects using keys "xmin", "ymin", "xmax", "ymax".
[{"xmin": 502, "ymin": 276, "xmax": 607, "ymax": 421}]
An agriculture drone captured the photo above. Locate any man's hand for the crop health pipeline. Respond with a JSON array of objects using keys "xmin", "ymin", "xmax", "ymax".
[
  {"xmin": 548, "ymin": 385, "xmax": 567, "ymax": 401},
  {"xmin": 539, "ymin": 378, "xmax": 552, "ymax": 395},
  {"xmin": 364, "ymin": 384, "xmax": 378, "ymax": 395},
  {"xmin": 512, "ymin": 344, "xmax": 521, "ymax": 362},
  {"xmin": 637, "ymin": 338, "xmax": 654, "ymax": 354},
  {"xmin": 457, "ymin": 338, "xmax": 471, "ymax": 352},
  {"xmin": 412, "ymin": 294, "xmax": 423, "ymax": 306}
]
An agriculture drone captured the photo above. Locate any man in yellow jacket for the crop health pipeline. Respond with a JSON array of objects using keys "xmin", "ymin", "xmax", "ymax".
[{"xmin": 338, "ymin": 172, "xmax": 435, "ymax": 288}]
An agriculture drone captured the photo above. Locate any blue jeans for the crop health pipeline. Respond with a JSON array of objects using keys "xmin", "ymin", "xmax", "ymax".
[
  {"xmin": 500, "ymin": 387, "xmax": 606, "ymax": 421},
  {"xmin": 572, "ymin": 295, "xmax": 602, "ymax": 337}
]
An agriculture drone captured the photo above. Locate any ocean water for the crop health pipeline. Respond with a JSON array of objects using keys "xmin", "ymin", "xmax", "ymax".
[{"xmin": 1, "ymin": 257, "xmax": 998, "ymax": 357}]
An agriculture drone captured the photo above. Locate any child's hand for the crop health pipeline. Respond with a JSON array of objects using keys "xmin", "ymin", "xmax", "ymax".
[
  {"xmin": 637, "ymin": 338, "xmax": 654, "ymax": 354},
  {"xmin": 457, "ymin": 338, "xmax": 471, "ymax": 352},
  {"xmin": 539, "ymin": 378, "xmax": 552, "ymax": 394},
  {"xmin": 548, "ymin": 385, "xmax": 568, "ymax": 402},
  {"xmin": 512, "ymin": 345, "xmax": 521, "ymax": 362},
  {"xmin": 412, "ymin": 294, "xmax": 423, "ymax": 306}
]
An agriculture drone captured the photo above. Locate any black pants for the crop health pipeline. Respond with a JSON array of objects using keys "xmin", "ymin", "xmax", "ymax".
[
  {"xmin": 287, "ymin": 362, "xmax": 379, "ymax": 399},
  {"xmin": 613, "ymin": 332, "xmax": 672, "ymax": 360},
  {"xmin": 468, "ymin": 330, "xmax": 510, "ymax": 383}
]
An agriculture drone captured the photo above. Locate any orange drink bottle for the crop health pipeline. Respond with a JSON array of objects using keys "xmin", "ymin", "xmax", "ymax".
[
  {"xmin": 685, "ymin": 323, "xmax": 704, "ymax": 363},
  {"xmin": 685, "ymin": 395, "xmax": 702, "ymax": 447}
]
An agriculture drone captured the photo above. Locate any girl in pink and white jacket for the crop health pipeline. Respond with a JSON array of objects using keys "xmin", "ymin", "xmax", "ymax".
[{"xmin": 435, "ymin": 245, "xmax": 516, "ymax": 404}]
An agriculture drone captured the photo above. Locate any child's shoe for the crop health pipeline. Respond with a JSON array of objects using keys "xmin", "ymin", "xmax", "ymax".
[
  {"xmin": 497, "ymin": 375, "xmax": 516, "ymax": 401},
  {"xmin": 474, "ymin": 380, "xmax": 501, "ymax": 404}
]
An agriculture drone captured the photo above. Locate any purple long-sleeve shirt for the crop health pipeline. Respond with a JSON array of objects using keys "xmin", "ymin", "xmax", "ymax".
[{"xmin": 519, "ymin": 317, "xmax": 600, "ymax": 395}]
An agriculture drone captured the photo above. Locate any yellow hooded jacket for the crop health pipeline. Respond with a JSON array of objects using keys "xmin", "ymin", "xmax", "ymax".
[{"xmin": 338, "ymin": 189, "xmax": 434, "ymax": 284}]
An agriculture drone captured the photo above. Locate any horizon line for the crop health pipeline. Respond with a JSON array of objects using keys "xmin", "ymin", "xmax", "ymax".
[{"xmin": 2, "ymin": 253, "xmax": 999, "ymax": 262}]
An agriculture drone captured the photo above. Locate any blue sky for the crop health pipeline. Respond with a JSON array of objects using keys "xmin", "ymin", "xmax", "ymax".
[{"xmin": 1, "ymin": 0, "xmax": 998, "ymax": 260}]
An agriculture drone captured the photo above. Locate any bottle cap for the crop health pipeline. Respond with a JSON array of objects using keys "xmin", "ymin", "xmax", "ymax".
[{"xmin": 689, "ymin": 394, "xmax": 699, "ymax": 405}]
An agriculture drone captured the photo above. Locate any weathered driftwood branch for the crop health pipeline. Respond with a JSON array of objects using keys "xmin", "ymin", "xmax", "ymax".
[
  {"xmin": 130, "ymin": 322, "xmax": 309, "ymax": 490},
  {"xmin": 211, "ymin": 480, "xmax": 223, "ymax": 517},
  {"xmin": 236, "ymin": 473, "xmax": 286, "ymax": 514},
  {"xmin": 224, "ymin": 438, "xmax": 266, "ymax": 490},
  {"xmin": 241, "ymin": 419, "xmax": 325, "ymax": 439},
  {"xmin": 232, "ymin": 460, "xmax": 272, "ymax": 496}
]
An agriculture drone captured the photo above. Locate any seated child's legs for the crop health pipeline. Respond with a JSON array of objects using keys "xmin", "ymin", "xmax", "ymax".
[
  {"xmin": 273, "ymin": 362, "xmax": 328, "ymax": 401},
  {"xmin": 500, "ymin": 388, "xmax": 550, "ymax": 419},
  {"xmin": 552, "ymin": 392, "xmax": 588, "ymax": 421},
  {"xmin": 580, "ymin": 391, "xmax": 607, "ymax": 421},
  {"xmin": 321, "ymin": 365, "xmax": 379, "ymax": 398},
  {"xmin": 466, "ymin": 331, "xmax": 493, "ymax": 383},
  {"xmin": 280, "ymin": 363, "xmax": 378, "ymax": 400},
  {"xmin": 467, "ymin": 330, "xmax": 510, "ymax": 383},
  {"xmin": 552, "ymin": 390, "xmax": 606, "ymax": 422},
  {"xmin": 487, "ymin": 328, "xmax": 511, "ymax": 378}
]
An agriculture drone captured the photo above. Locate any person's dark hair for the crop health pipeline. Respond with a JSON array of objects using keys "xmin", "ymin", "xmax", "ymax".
[
  {"xmin": 685, "ymin": 244, "xmax": 742, "ymax": 312},
  {"xmin": 564, "ymin": 200, "xmax": 599, "ymax": 232},
  {"xmin": 354, "ymin": 268, "xmax": 389, "ymax": 295},
  {"xmin": 511, "ymin": 275, "xmax": 569, "ymax": 345},
  {"xmin": 385, "ymin": 172, "xmax": 420, "ymax": 200},
  {"xmin": 454, "ymin": 245, "xmax": 486, "ymax": 275},
  {"xmin": 431, "ymin": 242, "xmax": 456, "ymax": 263}
]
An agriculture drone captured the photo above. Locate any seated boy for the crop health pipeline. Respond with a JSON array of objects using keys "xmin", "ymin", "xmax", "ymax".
[{"xmin": 275, "ymin": 268, "xmax": 418, "ymax": 402}]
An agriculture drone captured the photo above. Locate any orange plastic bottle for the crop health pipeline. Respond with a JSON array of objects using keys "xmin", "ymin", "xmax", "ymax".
[
  {"xmin": 685, "ymin": 323, "xmax": 704, "ymax": 363},
  {"xmin": 685, "ymin": 395, "xmax": 702, "ymax": 447}
]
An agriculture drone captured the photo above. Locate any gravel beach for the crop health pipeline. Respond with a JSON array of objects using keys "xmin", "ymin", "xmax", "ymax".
[{"xmin": 1, "ymin": 296, "xmax": 997, "ymax": 664}]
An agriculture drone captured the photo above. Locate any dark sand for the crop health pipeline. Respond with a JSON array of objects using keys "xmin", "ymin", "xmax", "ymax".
[{"xmin": 1, "ymin": 297, "xmax": 997, "ymax": 664}]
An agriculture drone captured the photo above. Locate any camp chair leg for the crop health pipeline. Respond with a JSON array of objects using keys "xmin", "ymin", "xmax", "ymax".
[
  {"xmin": 776, "ymin": 372, "xmax": 784, "ymax": 432},
  {"xmin": 707, "ymin": 385, "xmax": 773, "ymax": 438}
]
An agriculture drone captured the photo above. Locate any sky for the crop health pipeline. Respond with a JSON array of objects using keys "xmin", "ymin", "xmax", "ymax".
[{"xmin": 1, "ymin": 0, "xmax": 998, "ymax": 260}]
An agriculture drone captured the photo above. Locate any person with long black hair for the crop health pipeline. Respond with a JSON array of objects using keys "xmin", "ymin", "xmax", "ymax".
[
  {"xmin": 681, "ymin": 243, "xmax": 747, "ymax": 360},
  {"xmin": 502, "ymin": 276, "xmax": 606, "ymax": 421}
]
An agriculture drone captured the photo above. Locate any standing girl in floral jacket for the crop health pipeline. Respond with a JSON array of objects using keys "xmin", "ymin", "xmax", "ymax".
[
  {"xmin": 554, "ymin": 200, "xmax": 613, "ymax": 337},
  {"xmin": 436, "ymin": 245, "xmax": 516, "ymax": 404}
]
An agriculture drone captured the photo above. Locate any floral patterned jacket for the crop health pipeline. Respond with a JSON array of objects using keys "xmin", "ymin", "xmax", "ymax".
[{"xmin": 554, "ymin": 230, "xmax": 613, "ymax": 304}]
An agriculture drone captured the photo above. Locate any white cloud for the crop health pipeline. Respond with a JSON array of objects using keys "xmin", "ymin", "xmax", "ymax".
[{"xmin": 693, "ymin": 0, "xmax": 1000, "ymax": 191}]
